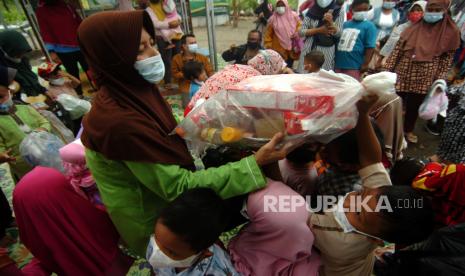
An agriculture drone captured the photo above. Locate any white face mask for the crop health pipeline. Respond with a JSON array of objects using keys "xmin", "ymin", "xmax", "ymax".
[
  {"xmin": 276, "ymin": 6, "xmax": 286, "ymax": 15},
  {"xmin": 317, "ymin": 0, "xmax": 333, "ymax": 8},
  {"xmin": 50, "ymin": 77, "xmax": 66, "ymax": 86},
  {"xmin": 333, "ymin": 193, "xmax": 382, "ymax": 240},
  {"xmin": 134, "ymin": 54, "xmax": 165, "ymax": 84},
  {"xmin": 188, "ymin": 43, "xmax": 199, "ymax": 52},
  {"xmin": 257, "ymin": 0, "xmax": 264, "ymax": 4},
  {"xmin": 146, "ymin": 235, "xmax": 201, "ymax": 269},
  {"xmin": 352, "ymin": 11, "xmax": 368, "ymax": 21}
]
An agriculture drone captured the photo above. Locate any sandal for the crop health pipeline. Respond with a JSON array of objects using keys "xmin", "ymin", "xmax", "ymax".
[{"xmin": 406, "ymin": 133, "xmax": 418, "ymax": 144}]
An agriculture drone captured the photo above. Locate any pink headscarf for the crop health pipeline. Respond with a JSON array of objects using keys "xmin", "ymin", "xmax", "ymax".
[
  {"xmin": 247, "ymin": 49, "xmax": 286, "ymax": 75},
  {"xmin": 268, "ymin": 0, "xmax": 300, "ymax": 51},
  {"xmin": 186, "ymin": 50, "xmax": 285, "ymax": 112},
  {"xmin": 186, "ymin": 64, "xmax": 261, "ymax": 111},
  {"xmin": 229, "ymin": 180, "xmax": 321, "ymax": 275}
]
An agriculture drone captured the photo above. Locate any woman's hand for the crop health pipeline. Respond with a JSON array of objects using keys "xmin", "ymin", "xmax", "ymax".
[
  {"xmin": 168, "ymin": 20, "xmax": 181, "ymax": 29},
  {"xmin": 323, "ymin": 12, "xmax": 334, "ymax": 24},
  {"xmin": 254, "ymin": 133, "xmax": 291, "ymax": 166},
  {"xmin": 281, "ymin": 67, "xmax": 294, "ymax": 74}
]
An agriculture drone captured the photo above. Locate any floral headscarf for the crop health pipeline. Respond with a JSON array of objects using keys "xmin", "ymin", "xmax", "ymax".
[{"xmin": 247, "ymin": 49, "xmax": 286, "ymax": 75}]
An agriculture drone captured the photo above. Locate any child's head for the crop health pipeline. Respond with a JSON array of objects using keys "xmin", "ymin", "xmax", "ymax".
[
  {"xmin": 304, "ymin": 51, "xmax": 325, "ymax": 73},
  {"xmin": 183, "ymin": 60, "xmax": 207, "ymax": 82},
  {"xmin": 390, "ymin": 158, "xmax": 425, "ymax": 186},
  {"xmin": 351, "ymin": 0, "xmax": 371, "ymax": 18},
  {"xmin": 146, "ymin": 188, "xmax": 228, "ymax": 269},
  {"xmin": 38, "ymin": 62, "xmax": 64, "ymax": 85},
  {"xmin": 344, "ymin": 186, "xmax": 434, "ymax": 245},
  {"xmin": 0, "ymin": 65, "xmax": 15, "ymax": 110},
  {"xmin": 321, "ymin": 120, "xmax": 385, "ymax": 173},
  {"xmin": 286, "ymin": 142, "xmax": 319, "ymax": 165}
]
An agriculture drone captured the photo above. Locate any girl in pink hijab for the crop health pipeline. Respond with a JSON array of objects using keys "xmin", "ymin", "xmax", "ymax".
[
  {"xmin": 264, "ymin": 0, "xmax": 302, "ymax": 67},
  {"xmin": 185, "ymin": 49, "xmax": 287, "ymax": 115},
  {"xmin": 229, "ymin": 180, "xmax": 321, "ymax": 276}
]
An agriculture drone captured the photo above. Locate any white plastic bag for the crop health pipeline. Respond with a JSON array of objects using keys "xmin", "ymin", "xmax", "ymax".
[
  {"xmin": 38, "ymin": 110, "xmax": 75, "ymax": 144},
  {"xmin": 19, "ymin": 131, "xmax": 65, "ymax": 172},
  {"xmin": 419, "ymin": 80, "xmax": 449, "ymax": 120},
  {"xmin": 56, "ymin": 94, "xmax": 91, "ymax": 120},
  {"xmin": 362, "ymin": 72, "xmax": 397, "ymax": 95}
]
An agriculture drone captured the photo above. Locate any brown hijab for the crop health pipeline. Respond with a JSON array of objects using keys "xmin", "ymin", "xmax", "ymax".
[
  {"xmin": 400, "ymin": 0, "xmax": 460, "ymax": 62},
  {"xmin": 78, "ymin": 11, "xmax": 193, "ymax": 166}
]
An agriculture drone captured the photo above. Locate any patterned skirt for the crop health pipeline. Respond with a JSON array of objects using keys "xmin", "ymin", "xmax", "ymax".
[{"xmin": 437, "ymin": 106, "xmax": 465, "ymax": 163}]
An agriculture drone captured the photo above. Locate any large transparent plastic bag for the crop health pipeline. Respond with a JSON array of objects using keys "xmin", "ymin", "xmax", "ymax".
[
  {"xmin": 176, "ymin": 72, "xmax": 364, "ymax": 157},
  {"xmin": 38, "ymin": 110, "xmax": 75, "ymax": 144},
  {"xmin": 56, "ymin": 94, "xmax": 91, "ymax": 120},
  {"xmin": 177, "ymin": 71, "xmax": 397, "ymax": 157},
  {"xmin": 19, "ymin": 131, "xmax": 65, "ymax": 172}
]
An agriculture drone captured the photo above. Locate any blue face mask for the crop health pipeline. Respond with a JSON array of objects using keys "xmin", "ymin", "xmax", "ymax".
[
  {"xmin": 134, "ymin": 54, "xmax": 165, "ymax": 83},
  {"xmin": 423, "ymin": 12, "xmax": 444, "ymax": 23},
  {"xmin": 353, "ymin": 11, "xmax": 368, "ymax": 21},
  {"xmin": 382, "ymin": 1, "xmax": 396, "ymax": 9},
  {"xmin": 0, "ymin": 93, "xmax": 13, "ymax": 112}
]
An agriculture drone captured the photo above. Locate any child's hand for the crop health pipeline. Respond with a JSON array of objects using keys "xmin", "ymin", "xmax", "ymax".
[
  {"xmin": 357, "ymin": 94, "xmax": 379, "ymax": 115},
  {"xmin": 0, "ymin": 149, "xmax": 16, "ymax": 164},
  {"xmin": 168, "ymin": 20, "xmax": 181, "ymax": 28}
]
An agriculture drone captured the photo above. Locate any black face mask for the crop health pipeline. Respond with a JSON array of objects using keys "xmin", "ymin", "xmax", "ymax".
[{"xmin": 247, "ymin": 41, "xmax": 260, "ymax": 50}]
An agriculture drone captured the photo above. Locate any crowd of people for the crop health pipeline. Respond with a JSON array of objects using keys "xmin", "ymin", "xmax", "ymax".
[{"xmin": 0, "ymin": 0, "xmax": 465, "ymax": 275}]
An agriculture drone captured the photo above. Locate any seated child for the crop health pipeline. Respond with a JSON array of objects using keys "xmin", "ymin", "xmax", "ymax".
[
  {"xmin": 309, "ymin": 95, "xmax": 434, "ymax": 276},
  {"xmin": 182, "ymin": 60, "xmax": 208, "ymax": 100},
  {"xmin": 38, "ymin": 62, "xmax": 80, "ymax": 100},
  {"xmin": 146, "ymin": 188, "xmax": 240, "ymax": 276},
  {"xmin": 147, "ymin": 0, "xmax": 183, "ymax": 50},
  {"xmin": 304, "ymin": 50, "xmax": 325, "ymax": 73},
  {"xmin": 0, "ymin": 65, "xmax": 51, "ymax": 179}
]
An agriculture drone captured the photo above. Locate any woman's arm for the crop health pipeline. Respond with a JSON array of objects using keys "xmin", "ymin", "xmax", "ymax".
[
  {"xmin": 299, "ymin": 17, "xmax": 325, "ymax": 38},
  {"xmin": 125, "ymin": 155, "xmax": 267, "ymax": 201},
  {"xmin": 27, "ymin": 107, "xmax": 51, "ymax": 131}
]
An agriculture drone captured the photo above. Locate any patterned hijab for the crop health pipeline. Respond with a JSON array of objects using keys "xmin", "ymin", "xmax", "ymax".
[
  {"xmin": 400, "ymin": 0, "xmax": 460, "ymax": 62},
  {"xmin": 247, "ymin": 49, "xmax": 286, "ymax": 75}
]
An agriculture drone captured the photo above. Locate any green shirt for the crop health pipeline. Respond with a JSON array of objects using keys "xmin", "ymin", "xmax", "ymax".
[
  {"xmin": 85, "ymin": 149, "xmax": 266, "ymax": 256},
  {"xmin": 0, "ymin": 105, "xmax": 51, "ymax": 178}
]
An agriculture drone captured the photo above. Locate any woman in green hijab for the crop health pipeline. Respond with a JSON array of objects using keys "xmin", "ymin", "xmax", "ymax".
[{"xmin": 0, "ymin": 30, "xmax": 47, "ymax": 97}]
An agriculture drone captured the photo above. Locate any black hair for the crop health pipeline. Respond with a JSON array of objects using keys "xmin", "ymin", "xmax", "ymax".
[
  {"xmin": 351, "ymin": 0, "xmax": 370, "ymax": 9},
  {"xmin": 248, "ymin": 29, "xmax": 262, "ymax": 41},
  {"xmin": 182, "ymin": 61, "xmax": 205, "ymax": 81},
  {"xmin": 286, "ymin": 143, "xmax": 318, "ymax": 164},
  {"xmin": 375, "ymin": 186, "xmax": 434, "ymax": 245},
  {"xmin": 304, "ymin": 51, "xmax": 325, "ymax": 69},
  {"xmin": 390, "ymin": 158, "xmax": 425, "ymax": 186},
  {"xmin": 202, "ymin": 146, "xmax": 244, "ymax": 169},
  {"xmin": 326, "ymin": 119, "xmax": 385, "ymax": 166},
  {"xmin": 181, "ymin": 33, "xmax": 196, "ymax": 46},
  {"xmin": 158, "ymin": 188, "xmax": 229, "ymax": 252}
]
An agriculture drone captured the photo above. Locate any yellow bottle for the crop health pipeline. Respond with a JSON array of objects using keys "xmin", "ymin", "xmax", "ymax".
[{"xmin": 221, "ymin": 127, "xmax": 244, "ymax": 143}]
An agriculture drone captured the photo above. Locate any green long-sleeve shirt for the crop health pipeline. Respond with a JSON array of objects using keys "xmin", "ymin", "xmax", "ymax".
[
  {"xmin": 85, "ymin": 149, "xmax": 267, "ymax": 256},
  {"xmin": 0, "ymin": 104, "xmax": 51, "ymax": 178}
]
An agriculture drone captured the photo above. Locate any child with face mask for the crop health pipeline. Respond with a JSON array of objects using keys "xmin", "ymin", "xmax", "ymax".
[
  {"xmin": 146, "ymin": 188, "xmax": 240, "ymax": 276},
  {"xmin": 38, "ymin": 61, "xmax": 80, "ymax": 100},
  {"xmin": 334, "ymin": 0, "xmax": 378, "ymax": 80},
  {"xmin": 0, "ymin": 65, "xmax": 51, "ymax": 180},
  {"xmin": 308, "ymin": 94, "xmax": 434, "ymax": 276}
]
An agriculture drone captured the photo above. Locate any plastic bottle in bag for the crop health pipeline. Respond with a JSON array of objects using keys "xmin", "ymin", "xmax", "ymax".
[{"xmin": 19, "ymin": 131, "xmax": 65, "ymax": 172}]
